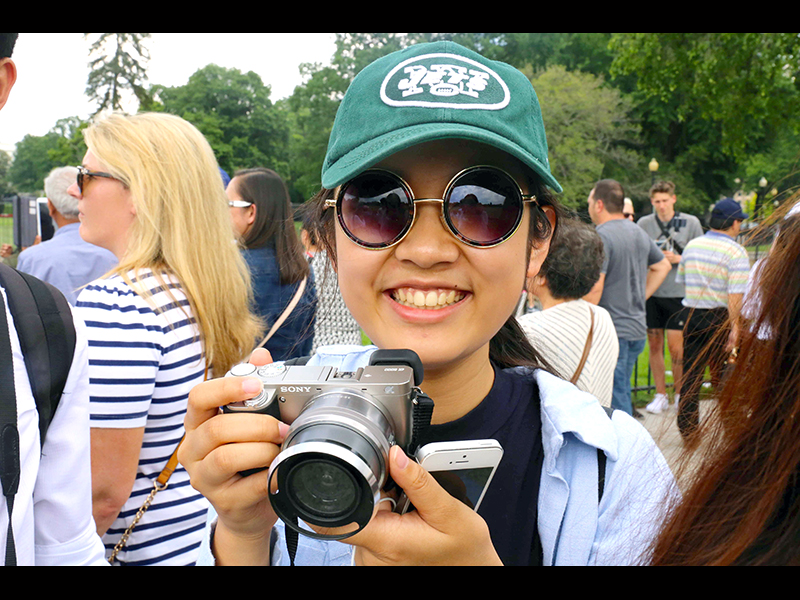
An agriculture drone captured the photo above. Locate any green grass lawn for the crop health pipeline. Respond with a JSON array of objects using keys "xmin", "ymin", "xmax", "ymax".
[
  {"xmin": 631, "ymin": 338, "xmax": 719, "ymax": 407},
  {"xmin": 0, "ymin": 216, "xmax": 12, "ymax": 246},
  {"xmin": 632, "ymin": 339, "xmax": 671, "ymax": 406}
]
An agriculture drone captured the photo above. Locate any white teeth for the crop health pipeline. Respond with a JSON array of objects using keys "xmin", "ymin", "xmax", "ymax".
[{"xmin": 392, "ymin": 287, "xmax": 465, "ymax": 309}]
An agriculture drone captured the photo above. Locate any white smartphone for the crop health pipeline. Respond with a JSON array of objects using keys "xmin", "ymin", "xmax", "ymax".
[{"xmin": 396, "ymin": 439, "xmax": 503, "ymax": 514}]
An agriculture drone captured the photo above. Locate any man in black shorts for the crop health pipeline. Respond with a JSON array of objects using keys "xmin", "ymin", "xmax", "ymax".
[{"xmin": 637, "ymin": 181, "xmax": 704, "ymax": 413}]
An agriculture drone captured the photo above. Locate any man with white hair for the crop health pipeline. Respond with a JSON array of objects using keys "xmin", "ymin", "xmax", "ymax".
[{"xmin": 16, "ymin": 166, "xmax": 117, "ymax": 304}]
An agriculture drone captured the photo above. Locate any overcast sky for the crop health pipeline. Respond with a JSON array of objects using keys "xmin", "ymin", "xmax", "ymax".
[{"xmin": 0, "ymin": 33, "xmax": 338, "ymax": 155}]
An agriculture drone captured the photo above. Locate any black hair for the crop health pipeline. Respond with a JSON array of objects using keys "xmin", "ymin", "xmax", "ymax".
[
  {"xmin": 0, "ymin": 33, "xmax": 18, "ymax": 59},
  {"xmin": 540, "ymin": 218, "xmax": 604, "ymax": 300},
  {"xmin": 709, "ymin": 215, "xmax": 741, "ymax": 231}
]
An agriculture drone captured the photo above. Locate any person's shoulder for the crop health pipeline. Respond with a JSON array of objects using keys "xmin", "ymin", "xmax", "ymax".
[
  {"xmin": 75, "ymin": 269, "xmax": 154, "ymax": 310},
  {"xmin": 682, "ymin": 212, "xmax": 703, "ymax": 225},
  {"xmin": 531, "ymin": 369, "xmax": 625, "ymax": 457},
  {"xmin": 16, "ymin": 241, "xmax": 47, "ymax": 265},
  {"xmin": 637, "ymin": 213, "xmax": 656, "ymax": 228},
  {"xmin": 730, "ymin": 238, "xmax": 750, "ymax": 261},
  {"xmin": 587, "ymin": 301, "xmax": 614, "ymax": 323},
  {"xmin": 682, "ymin": 230, "xmax": 708, "ymax": 249},
  {"xmin": 516, "ymin": 309, "xmax": 546, "ymax": 327}
]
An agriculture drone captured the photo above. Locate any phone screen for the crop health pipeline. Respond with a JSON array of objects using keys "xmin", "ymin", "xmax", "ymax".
[{"xmin": 430, "ymin": 466, "xmax": 495, "ymax": 510}]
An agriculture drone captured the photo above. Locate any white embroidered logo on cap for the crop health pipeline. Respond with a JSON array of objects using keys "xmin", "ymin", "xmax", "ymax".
[{"xmin": 380, "ymin": 53, "xmax": 510, "ymax": 110}]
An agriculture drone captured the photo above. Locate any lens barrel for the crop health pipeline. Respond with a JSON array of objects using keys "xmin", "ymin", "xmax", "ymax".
[{"xmin": 267, "ymin": 390, "xmax": 396, "ymax": 540}]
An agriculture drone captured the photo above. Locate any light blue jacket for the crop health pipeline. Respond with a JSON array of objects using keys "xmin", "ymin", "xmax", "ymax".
[{"xmin": 199, "ymin": 345, "xmax": 678, "ymax": 566}]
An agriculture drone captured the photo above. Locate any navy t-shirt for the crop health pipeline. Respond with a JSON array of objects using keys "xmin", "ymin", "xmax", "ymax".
[{"xmin": 418, "ymin": 365, "xmax": 544, "ymax": 566}]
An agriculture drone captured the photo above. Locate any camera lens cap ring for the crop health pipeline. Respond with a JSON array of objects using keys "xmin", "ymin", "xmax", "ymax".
[{"xmin": 268, "ymin": 450, "xmax": 377, "ymax": 541}]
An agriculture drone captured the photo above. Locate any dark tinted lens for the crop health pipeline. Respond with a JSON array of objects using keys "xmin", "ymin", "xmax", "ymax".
[
  {"xmin": 446, "ymin": 169, "xmax": 523, "ymax": 246},
  {"xmin": 339, "ymin": 173, "xmax": 413, "ymax": 248},
  {"xmin": 286, "ymin": 458, "xmax": 360, "ymax": 520}
]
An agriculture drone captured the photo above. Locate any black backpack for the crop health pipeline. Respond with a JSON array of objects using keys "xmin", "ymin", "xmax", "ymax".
[{"xmin": 0, "ymin": 264, "xmax": 76, "ymax": 566}]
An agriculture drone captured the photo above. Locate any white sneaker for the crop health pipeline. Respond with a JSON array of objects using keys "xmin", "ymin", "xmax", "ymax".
[
  {"xmin": 672, "ymin": 394, "xmax": 680, "ymax": 411},
  {"xmin": 646, "ymin": 393, "xmax": 669, "ymax": 414}
]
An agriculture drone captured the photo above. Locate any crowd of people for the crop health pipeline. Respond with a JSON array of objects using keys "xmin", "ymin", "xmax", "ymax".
[{"xmin": 2, "ymin": 33, "xmax": 799, "ymax": 566}]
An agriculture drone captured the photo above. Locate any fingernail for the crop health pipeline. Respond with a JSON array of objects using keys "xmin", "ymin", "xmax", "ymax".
[
  {"xmin": 393, "ymin": 446, "xmax": 409, "ymax": 470},
  {"xmin": 242, "ymin": 377, "xmax": 262, "ymax": 395},
  {"xmin": 278, "ymin": 422, "xmax": 290, "ymax": 439}
]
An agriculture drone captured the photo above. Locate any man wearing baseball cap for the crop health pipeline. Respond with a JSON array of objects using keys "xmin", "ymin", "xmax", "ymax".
[{"xmin": 675, "ymin": 198, "xmax": 751, "ymax": 440}]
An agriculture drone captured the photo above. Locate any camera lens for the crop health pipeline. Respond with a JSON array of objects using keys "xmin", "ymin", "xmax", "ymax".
[
  {"xmin": 267, "ymin": 390, "xmax": 398, "ymax": 539},
  {"xmin": 286, "ymin": 458, "xmax": 360, "ymax": 520}
]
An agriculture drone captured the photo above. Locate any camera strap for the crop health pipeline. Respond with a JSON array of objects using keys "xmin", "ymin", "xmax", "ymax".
[
  {"xmin": 286, "ymin": 518, "xmax": 300, "ymax": 566},
  {"xmin": 655, "ymin": 213, "xmax": 684, "ymax": 254}
]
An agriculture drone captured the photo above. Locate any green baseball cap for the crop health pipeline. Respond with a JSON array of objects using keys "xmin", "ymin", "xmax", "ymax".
[{"xmin": 321, "ymin": 40, "xmax": 562, "ymax": 194}]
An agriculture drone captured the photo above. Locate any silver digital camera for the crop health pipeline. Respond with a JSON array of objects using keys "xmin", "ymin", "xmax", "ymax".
[{"xmin": 224, "ymin": 349, "xmax": 433, "ymax": 540}]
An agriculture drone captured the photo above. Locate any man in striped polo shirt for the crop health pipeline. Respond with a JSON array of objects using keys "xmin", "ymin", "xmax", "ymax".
[{"xmin": 675, "ymin": 198, "xmax": 751, "ymax": 440}]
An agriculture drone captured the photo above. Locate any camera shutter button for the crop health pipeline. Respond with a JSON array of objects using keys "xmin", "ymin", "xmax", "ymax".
[{"xmin": 230, "ymin": 363, "xmax": 257, "ymax": 377}]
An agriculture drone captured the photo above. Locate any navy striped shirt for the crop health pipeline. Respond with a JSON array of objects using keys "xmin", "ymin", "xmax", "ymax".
[{"xmin": 75, "ymin": 269, "xmax": 209, "ymax": 565}]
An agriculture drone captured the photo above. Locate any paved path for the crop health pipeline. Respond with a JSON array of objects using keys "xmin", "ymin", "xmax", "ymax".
[{"xmin": 637, "ymin": 399, "xmax": 715, "ymax": 490}]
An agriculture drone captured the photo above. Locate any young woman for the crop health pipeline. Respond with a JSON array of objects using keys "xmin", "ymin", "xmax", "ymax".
[
  {"xmin": 69, "ymin": 112, "xmax": 262, "ymax": 565},
  {"xmin": 180, "ymin": 41, "xmax": 677, "ymax": 566},
  {"xmin": 226, "ymin": 168, "xmax": 316, "ymax": 361}
]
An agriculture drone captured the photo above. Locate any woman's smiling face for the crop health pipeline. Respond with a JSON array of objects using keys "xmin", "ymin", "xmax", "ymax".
[{"xmin": 333, "ymin": 139, "xmax": 553, "ymax": 373}]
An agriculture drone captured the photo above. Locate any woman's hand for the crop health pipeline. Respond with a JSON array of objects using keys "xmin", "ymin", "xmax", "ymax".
[
  {"xmin": 179, "ymin": 348, "xmax": 287, "ymax": 565},
  {"xmin": 345, "ymin": 445, "xmax": 503, "ymax": 566}
]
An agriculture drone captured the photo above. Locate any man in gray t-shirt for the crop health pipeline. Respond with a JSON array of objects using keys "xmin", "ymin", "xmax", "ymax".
[
  {"xmin": 585, "ymin": 180, "xmax": 670, "ymax": 416},
  {"xmin": 637, "ymin": 181, "xmax": 704, "ymax": 414}
]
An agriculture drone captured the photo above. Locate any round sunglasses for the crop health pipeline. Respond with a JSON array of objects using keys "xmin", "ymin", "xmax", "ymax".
[{"xmin": 325, "ymin": 166, "xmax": 539, "ymax": 249}]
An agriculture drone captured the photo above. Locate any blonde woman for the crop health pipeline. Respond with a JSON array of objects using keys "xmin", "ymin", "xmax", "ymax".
[{"xmin": 68, "ymin": 112, "xmax": 263, "ymax": 565}]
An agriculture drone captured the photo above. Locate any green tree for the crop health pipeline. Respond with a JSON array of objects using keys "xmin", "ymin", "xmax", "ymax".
[
  {"xmin": 283, "ymin": 63, "xmax": 349, "ymax": 201},
  {"xmin": 47, "ymin": 116, "xmax": 90, "ymax": 167},
  {"xmin": 739, "ymin": 125, "xmax": 800, "ymax": 217},
  {"xmin": 153, "ymin": 64, "xmax": 290, "ymax": 179},
  {"xmin": 528, "ymin": 66, "xmax": 642, "ymax": 209},
  {"xmin": 85, "ymin": 33, "xmax": 153, "ymax": 115},
  {"xmin": 8, "ymin": 133, "xmax": 62, "ymax": 193},
  {"xmin": 609, "ymin": 33, "xmax": 800, "ymax": 204},
  {"xmin": 0, "ymin": 150, "xmax": 15, "ymax": 197}
]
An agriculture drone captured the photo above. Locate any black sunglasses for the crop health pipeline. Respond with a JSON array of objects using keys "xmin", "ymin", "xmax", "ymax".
[
  {"xmin": 325, "ymin": 166, "xmax": 539, "ymax": 249},
  {"xmin": 76, "ymin": 165, "xmax": 123, "ymax": 194}
]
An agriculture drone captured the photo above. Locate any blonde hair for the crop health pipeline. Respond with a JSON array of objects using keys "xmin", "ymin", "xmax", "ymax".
[{"xmin": 84, "ymin": 112, "xmax": 264, "ymax": 374}]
